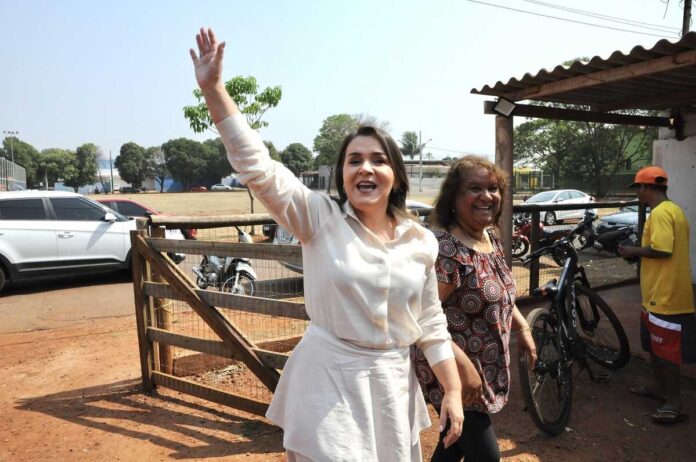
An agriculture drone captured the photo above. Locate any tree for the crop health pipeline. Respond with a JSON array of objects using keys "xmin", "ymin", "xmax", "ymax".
[
  {"xmin": 1, "ymin": 136, "xmax": 41, "ymax": 188},
  {"xmin": 147, "ymin": 146, "xmax": 169, "ymax": 192},
  {"xmin": 182, "ymin": 75, "xmax": 282, "ymax": 215},
  {"xmin": 161, "ymin": 138, "xmax": 208, "ymax": 190},
  {"xmin": 63, "ymin": 143, "xmax": 99, "ymax": 192},
  {"xmin": 281, "ymin": 143, "xmax": 313, "ymax": 177},
  {"xmin": 39, "ymin": 148, "xmax": 76, "ymax": 189},
  {"xmin": 514, "ymin": 114, "xmax": 656, "ymax": 197},
  {"xmin": 201, "ymin": 138, "xmax": 234, "ymax": 185},
  {"xmin": 264, "ymin": 140, "xmax": 282, "ymax": 162},
  {"xmin": 115, "ymin": 142, "xmax": 152, "ymax": 189},
  {"xmin": 183, "ymin": 76, "xmax": 282, "ymax": 132},
  {"xmin": 313, "ymin": 114, "xmax": 358, "ymax": 192},
  {"xmin": 399, "ymin": 131, "xmax": 419, "ymax": 159}
]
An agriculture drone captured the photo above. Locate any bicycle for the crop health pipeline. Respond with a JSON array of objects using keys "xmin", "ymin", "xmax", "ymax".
[{"xmin": 518, "ymin": 211, "xmax": 631, "ymax": 435}]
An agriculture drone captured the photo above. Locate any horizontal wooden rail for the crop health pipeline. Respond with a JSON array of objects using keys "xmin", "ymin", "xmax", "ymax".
[
  {"xmin": 150, "ymin": 213, "xmax": 275, "ymax": 229},
  {"xmin": 146, "ymin": 238, "xmax": 303, "ymax": 265},
  {"xmin": 143, "ymin": 282, "xmax": 309, "ymax": 320},
  {"xmin": 151, "ymin": 371, "xmax": 269, "ymax": 416},
  {"xmin": 147, "ymin": 327, "xmax": 291, "ymax": 370}
]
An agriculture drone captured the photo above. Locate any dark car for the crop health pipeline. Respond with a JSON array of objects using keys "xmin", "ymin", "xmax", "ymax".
[
  {"xmin": 119, "ymin": 186, "xmax": 141, "ymax": 193},
  {"xmin": 189, "ymin": 186, "xmax": 208, "ymax": 192},
  {"xmin": 95, "ymin": 198, "xmax": 197, "ymax": 239},
  {"xmin": 596, "ymin": 205, "xmax": 650, "ymax": 234}
]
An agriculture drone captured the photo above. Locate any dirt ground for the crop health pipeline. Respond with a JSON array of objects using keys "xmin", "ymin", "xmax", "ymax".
[{"xmin": 2, "ymin": 277, "xmax": 696, "ymax": 461}]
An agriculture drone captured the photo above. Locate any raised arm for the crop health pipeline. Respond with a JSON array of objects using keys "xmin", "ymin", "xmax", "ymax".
[{"xmin": 189, "ymin": 28, "xmax": 239, "ymax": 123}]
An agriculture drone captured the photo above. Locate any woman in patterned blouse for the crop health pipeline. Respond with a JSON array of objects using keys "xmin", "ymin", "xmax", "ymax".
[{"xmin": 414, "ymin": 156, "xmax": 537, "ymax": 461}]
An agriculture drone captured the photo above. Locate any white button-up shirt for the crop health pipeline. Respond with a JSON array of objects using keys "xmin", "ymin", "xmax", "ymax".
[{"xmin": 217, "ymin": 114, "xmax": 453, "ymax": 366}]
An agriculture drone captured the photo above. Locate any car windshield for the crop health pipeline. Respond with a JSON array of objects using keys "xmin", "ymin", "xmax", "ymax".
[
  {"xmin": 89, "ymin": 199, "xmax": 128, "ymax": 220},
  {"xmin": 526, "ymin": 191, "xmax": 557, "ymax": 203}
]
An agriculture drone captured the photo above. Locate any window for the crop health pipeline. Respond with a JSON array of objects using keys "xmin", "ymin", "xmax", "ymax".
[
  {"xmin": 569, "ymin": 191, "xmax": 584, "ymax": 199},
  {"xmin": 117, "ymin": 202, "xmax": 149, "ymax": 217},
  {"xmin": 557, "ymin": 192, "xmax": 571, "ymax": 201},
  {"xmin": 50, "ymin": 198, "xmax": 105, "ymax": 221},
  {"xmin": 0, "ymin": 199, "xmax": 47, "ymax": 220}
]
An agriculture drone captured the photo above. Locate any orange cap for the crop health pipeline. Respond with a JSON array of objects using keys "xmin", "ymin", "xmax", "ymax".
[{"xmin": 629, "ymin": 166, "xmax": 668, "ymax": 188}]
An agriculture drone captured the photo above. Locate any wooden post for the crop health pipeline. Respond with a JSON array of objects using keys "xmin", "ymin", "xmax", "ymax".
[
  {"xmin": 529, "ymin": 210, "xmax": 541, "ymax": 293},
  {"xmin": 130, "ymin": 227, "xmax": 154, "ymax": 392},
  {"xmin": 495, "ymin": 115, "xmax": 514, "ymax": 267},
  {"xmin": 151, "ymin": 226, "xmax": 173, "ymax": 374}
]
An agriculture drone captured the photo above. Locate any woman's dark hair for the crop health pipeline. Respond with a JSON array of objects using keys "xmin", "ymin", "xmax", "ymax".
[
  {"xmin": 334, "ymin": 126, "xmax": 409, "ymax": 217},
  {"xmin": 430, "ymin": 155, "xmax": 509, "ymax": 230}
]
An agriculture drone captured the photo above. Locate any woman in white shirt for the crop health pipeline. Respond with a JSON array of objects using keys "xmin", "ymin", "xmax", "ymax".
[{"xmin": 190, "ymin": 28, "xmax": 463, "ymax": 461}]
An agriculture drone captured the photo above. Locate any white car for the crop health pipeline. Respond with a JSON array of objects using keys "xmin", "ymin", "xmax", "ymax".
[
  {"xmin": 210, "ymin": 184, "xmax": 232, "ymax": 191},
  {"xmin": 271, "ymin": 199, "xmax": 433, "ymax": 273},
  {"xmin": 522, "ymin": 189, "xmax": 597, "ymax": 226},
  {"xmin": 0, "ymin": 191, "xmax": 184, "ymax": 292}
]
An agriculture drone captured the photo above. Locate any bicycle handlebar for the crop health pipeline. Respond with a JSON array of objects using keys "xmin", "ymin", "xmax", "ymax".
[{"xmin": 519, "ymin": 211, "xmax": 596, "ymax": 266}]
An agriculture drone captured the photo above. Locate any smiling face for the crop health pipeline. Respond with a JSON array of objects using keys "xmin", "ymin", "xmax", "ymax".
[
  {"xmin": 454, "ymin": 167, "xmax": 501, "ymax": 233},
  {"xmin": 342, "ymin": 135, "xmax": 395, "ymax": 219}
]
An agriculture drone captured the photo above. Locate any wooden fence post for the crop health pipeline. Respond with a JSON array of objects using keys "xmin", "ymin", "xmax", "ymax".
[
  {"xmin": 131, "ymin": 226, "xmax": 154, "ymax": 392},
  {"xmin": 151, "ymin": 226, "xmax": 174, "ymax": 374}
]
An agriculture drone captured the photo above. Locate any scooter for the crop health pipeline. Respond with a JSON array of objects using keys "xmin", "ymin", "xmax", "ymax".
[{"xmin": 192, "ymin": 226, "xmax": 258, "ymax": 295}]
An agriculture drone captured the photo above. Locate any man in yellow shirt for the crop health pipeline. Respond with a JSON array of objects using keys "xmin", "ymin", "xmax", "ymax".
[{"xmin": 620, "ymin": 166, "xmax": 695, "ymax": 424}]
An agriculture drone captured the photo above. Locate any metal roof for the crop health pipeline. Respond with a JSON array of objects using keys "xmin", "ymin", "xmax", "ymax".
[{"xmin": 471, "ymin": 32, "xmax": 696, "ymax": 112}]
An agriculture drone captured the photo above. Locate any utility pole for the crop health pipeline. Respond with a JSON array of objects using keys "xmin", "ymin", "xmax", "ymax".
[
  {"xmin": 684, "ymin": 0, "xmax": 692, "ymax": 36},
  {"xmin": 109, "ymin": 149, "xmax": 115, "ymax": 194}
]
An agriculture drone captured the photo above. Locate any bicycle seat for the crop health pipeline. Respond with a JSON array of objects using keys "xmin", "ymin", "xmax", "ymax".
[{"xmin": 533, "ymin": 279, "xmax": 558, "ymax": 297}]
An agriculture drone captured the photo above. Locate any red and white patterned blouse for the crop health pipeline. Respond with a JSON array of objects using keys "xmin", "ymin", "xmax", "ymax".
[{"xmin": 413, "ymin": 228, "xmax": 517, "ymax": 414}]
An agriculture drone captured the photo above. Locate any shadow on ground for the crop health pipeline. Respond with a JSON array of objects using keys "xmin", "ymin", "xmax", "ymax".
[{"xmin": 16, "ymin": 379, "xmax": 281, "ymax": 459}]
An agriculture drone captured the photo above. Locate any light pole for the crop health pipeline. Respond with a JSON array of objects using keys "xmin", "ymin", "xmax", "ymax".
[
  {"xmin": 418, "ymin": 131, "xmax": 432, "ymax": 192},
  {"xmin": 2, "ymin": 130, "xmax": 19, "ymax": 164}
]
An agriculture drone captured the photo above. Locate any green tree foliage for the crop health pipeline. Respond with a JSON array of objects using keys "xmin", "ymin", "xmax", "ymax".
[
  {"xmin": 514, "ymin": 115, "xmax": 656, "ymax": 197},
  {"xmin": 399, "ymin": 131, "xmax": 419, "ymax": 159},
  {"xmin": 147, "ymin": 146, "xmax": 169, "ymax": 193},
  {"xmin": 183, "ymin": 76, "xmax": 282, "ymax": 132},
  {"xmin": 1, "ymin": 136, "xmax": 41, "ymax": 187},
  {"xmin": 201, "ymin": 138, "xmax": 234, "ymax": 185},
  {"xmin": 313, "ymin": 114, "xmax": 358, "ymax": 192},
  {"xmin": 264, "ymin": 140, "xmax": 281, "ymax": 162},
  {"xmin": 39, "ymin": 148, "xmax": 76, "ymax": 188},
  {"xmin": 63, "ymin": 143, "xmax": 99, "ymax": 192},
  {"xmin": 161, "ymin": 138, "xmax": 208, "ymax": 190},
  {"xmin": 182, "ymin": 75, "xmax": 282, "ymax": 215},
  {"xmin": 281, "ymin": 143, "xmax": 313, "ymax": 177},
  {"xmin": 115, "ymin": 142, "xmax": 152, "ymax": 188}
]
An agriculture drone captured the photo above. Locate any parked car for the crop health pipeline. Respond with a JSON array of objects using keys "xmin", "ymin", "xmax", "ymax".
[
  {"xmin": 0, "ymin": 191, "xmax": 138, "ymax": 292},
  {"xmin": 119, "ymin": 186, "xmax": 141, "ymax": 194},
  {"xmin": 95, "ymin": 198, "xmax": 197, "ymax": 239},
  {"xmin": 210, "ymin": 184, "xmax": 232, "ymax": 191},
  {"xmin": 189, "ymin": 186, "xmax": 207, "ymax": 192},
  {"xmin": 521, "ymin": 189, "xmax": 597, "ymax": 226},
  {"xmin": 270, "ymin": 200, "xmax": 433, "ymax": 273},
  {"xmin": 596, "ymin": 205, "xmax": 650, "ymax": 234}
]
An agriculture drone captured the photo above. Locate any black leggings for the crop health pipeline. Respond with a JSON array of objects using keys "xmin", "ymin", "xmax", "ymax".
[{"xmin": 430, "ymin": 411, "xmax": 500, "ymax": 462}]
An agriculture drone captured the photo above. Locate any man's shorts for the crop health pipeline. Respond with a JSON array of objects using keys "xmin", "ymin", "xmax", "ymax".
[{"xmin": 640, "ymin": 309, "xmax": 696, "ymax": 364}]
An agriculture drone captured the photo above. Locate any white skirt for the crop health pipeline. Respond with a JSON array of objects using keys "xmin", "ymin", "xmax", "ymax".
[{"xmin": 266, "ymin": 324, "xmax": 431, "ymax": 462}]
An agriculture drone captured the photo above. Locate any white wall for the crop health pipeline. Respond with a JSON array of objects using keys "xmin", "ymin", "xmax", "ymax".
[{"xmin": 654, "ymin": 109, "xmax": 696, "ymax": 283}]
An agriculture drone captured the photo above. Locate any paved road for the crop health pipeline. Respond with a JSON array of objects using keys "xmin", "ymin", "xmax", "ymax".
[{"xmin": 0, "ymin": 272, "xmax": 134, "ymax": 334}]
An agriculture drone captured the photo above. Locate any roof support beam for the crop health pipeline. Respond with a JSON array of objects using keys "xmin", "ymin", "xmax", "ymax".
[
  {"xmin": 501, "ymin": 49, "xmax": 696, "ymax": 102},
  {"xmin": 594, "ymin": 88, "xmax": 696, "ymax": 112},
  {"xmin": 484, "ymin": 101, "xmax": 673, "ymax": 127}
]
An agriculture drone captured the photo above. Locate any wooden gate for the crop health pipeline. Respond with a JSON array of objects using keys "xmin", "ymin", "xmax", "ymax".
[{"xmin": 130, "ymin": 215, "xmax": 306, "ymax": 416}]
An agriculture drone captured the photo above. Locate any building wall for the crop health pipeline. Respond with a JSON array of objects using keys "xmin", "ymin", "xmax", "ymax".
[{"xmin": 654, "ymin": 109, "xmax": 696, "ymax": 283}]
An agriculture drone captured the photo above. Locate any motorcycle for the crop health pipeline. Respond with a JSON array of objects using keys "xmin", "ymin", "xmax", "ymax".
[
  {"xmin": 577, "ymin": 222, "xmax": 639, "ymax": 257},
  {"xmin": 192, "ymin": 226, "xmax": 258, "ymax": 295},
  {"xmin": 512, "ymin": 213, "xmax": 587, "ymax": 264}
]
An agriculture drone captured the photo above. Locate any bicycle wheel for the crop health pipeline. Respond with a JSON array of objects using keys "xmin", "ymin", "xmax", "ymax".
[
  {"xmin": 574, "ymin": 283, "xmax": 630, "ymax": 369},
  {"xmin": 518, "ymin": 308, "xmax": 573, "ymax": 436}
]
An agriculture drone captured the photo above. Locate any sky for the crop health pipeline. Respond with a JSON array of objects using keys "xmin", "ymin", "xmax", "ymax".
[{"xmin": 0, "ymin": 0, "xmax": 688, "ymax": 163}]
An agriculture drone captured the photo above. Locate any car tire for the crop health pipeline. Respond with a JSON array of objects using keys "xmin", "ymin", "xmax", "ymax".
[
  {"xmin": 0, "ymin": 265, "xmax": 6, "ymax": 292},
  {"xmin": 544, "ymin": 211, "xmax": 557, "ymax": 226}
]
